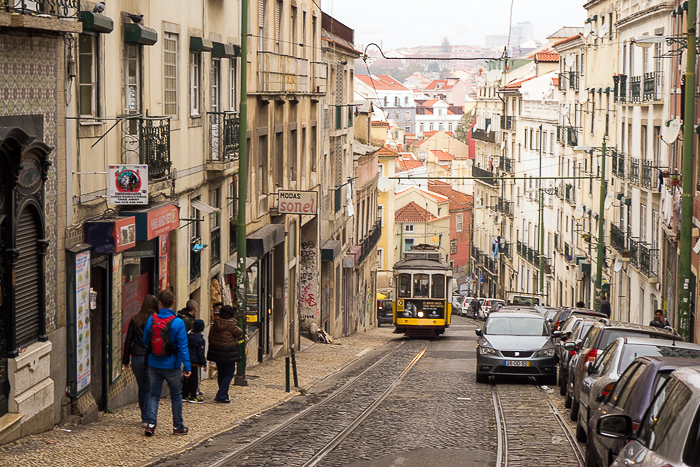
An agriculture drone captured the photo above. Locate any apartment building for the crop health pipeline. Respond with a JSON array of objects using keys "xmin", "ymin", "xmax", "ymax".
[
  {"xmin": 354, "ymin": 74, "xmax": 415, "ymax": 134},
  {"xmin": 414, "ymin": 99, "xmax": 463, "ymax": 137}
]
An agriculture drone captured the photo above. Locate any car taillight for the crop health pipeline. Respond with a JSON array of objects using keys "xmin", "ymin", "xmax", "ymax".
[
  {"xmin": 554, "ymin": 321, "xmax": 561, "ymax": 331},
  {"xmin": 600, "ymin": 382, "xmax": 615, "ymax": 398},
  {"xmin": 569, "ymin": 350, "xmax": 576, "ymax": 356},
  {"xmin": 632, "ymin": 421, "xmax": 640, "ymax": 432},
  {"xmin": 582, "ymin": 348, "xmax": 598, "ymax": 370}
]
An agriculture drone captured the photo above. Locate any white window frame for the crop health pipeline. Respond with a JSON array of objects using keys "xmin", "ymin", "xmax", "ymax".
[
  {"xmin": 377, "ymin": 248, "xmax": 384, "ymax": 269},
  {"xmin": 79, "ymin": 34, "xmax": 98, "ymax": 118},
  {"xmin": 378, "ymin": 204, "xmax": 384, "ymax": 227},
  {"xmin": 190, "ymin": 52, "xmax": 201, "ymax": 116},
  {"xmin": 124, "ymin": 42, "xmax": 140, "ymax": 114},
  {"xmin": 229, "ymin": 59, "xmax": 237, "ymax": 110},
  {"xmin": 163, "ymin": 33, "xmax": 179, "ymax": 117},
  {"xmin": 456, "ymin": 213, "xmax": 463, "ymax": 232},
  {"xmin": 405, "ymin": 224, "xmax": 414, "ymax": 232}
]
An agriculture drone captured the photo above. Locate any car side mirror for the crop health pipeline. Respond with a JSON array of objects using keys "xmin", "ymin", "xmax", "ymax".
[
  {"xmin": 475, "ymin": 329, "xmax": 483, "ymax": 337},
  {"xmin": 597, "ymin": 414, "xmax": 634, "ymax": 439},
  {"xmin": 552, "ymin": 331, "xmax": 564, "ymax": 338},
  {"xmin": 548, "ymin": 318, "xmax": 553, "ymax": 323},
  {"xmin": 563, "ymin": 342, "xmax": 575, "ymax": 351}
]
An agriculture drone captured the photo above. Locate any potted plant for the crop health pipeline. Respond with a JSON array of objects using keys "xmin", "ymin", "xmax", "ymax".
[
  {"xmin": 582, "ymin": 233, "xmax": 591, "ymax": 243},
  {"xmin": 622, "ymin": 249, "xmax": 630, "ymax": 258}
]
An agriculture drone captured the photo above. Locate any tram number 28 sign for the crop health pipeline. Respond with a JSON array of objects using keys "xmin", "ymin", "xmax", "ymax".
[{"xmin": 278, "ymin": 190, "xmax": 318, "ymax": 215}]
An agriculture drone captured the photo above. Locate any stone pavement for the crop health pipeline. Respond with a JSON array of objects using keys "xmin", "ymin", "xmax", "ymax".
[{"xmin": 0, "ymin": 327, "xmax": 397, "ymax": 467}]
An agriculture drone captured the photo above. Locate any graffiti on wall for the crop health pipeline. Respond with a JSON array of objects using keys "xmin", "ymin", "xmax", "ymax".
[{"xmin": 299, "ymin": 240, "xmax": 319, "ymax": 320}]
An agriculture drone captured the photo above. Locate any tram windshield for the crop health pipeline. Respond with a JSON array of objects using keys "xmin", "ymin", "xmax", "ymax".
[
  {"xmin": 431, "ymin": 274, "xmax": 445, "ymax": 298},
  {"xmin": 413, "ymin": 274, "xmax": 430, "ymax": 297},
  {"xmin": 398, "ymin": 274, "xmax": 412, "ymax": 298}
]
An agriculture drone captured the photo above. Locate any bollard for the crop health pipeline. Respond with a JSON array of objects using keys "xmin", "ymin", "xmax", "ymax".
[
  {"xmin": 291, "ymin": 345, "xmax": 299, "ymax": 388},
  {"xmin": 285, "ymin": 356, "xmax": 290, "ymax": 392}
]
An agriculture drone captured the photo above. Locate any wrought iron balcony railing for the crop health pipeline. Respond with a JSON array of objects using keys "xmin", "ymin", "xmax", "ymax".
[
  {"xmin": 566, "ymin": 126, "xmax": 578, "ymax": 147},
  {"xmin": 643, "ymin": 71, "xmax": 663, "ymax": 102},
  {"xmin": 472, "ymin": 165, "xmax": 498, "ymax": 186},
  {"xmin": 641, "ymin": 160, "xmax": 654, "ymax": 189},
  {"xmin": 501, "ymin": 241, "xmax": 512, "ymax": 259},
  {"xmin": 565, "ymin": 184, "xmax": 575, "ymax": 205},
  {"xmin": 527, "ymin": 246, "xmax": 534, "ymax": 264},
  {"xmin": 257, "ymin": 51, "xmax": 309, "ymax": 93},
  {"xmin": 207, "ymin": 111, "xmax": 240, "ymax": 163},
  {"xmin": 569, "ymin": 71, "xmax": 580, "ymax": 91},
  {"xmin": 611, "ymin": 223, "xmax": 626, "ymax": 254},
  {"xmin": 190, "ymin": 237, "xmax": 202, "ymax": 283},
  {"xmin": 629, "ymin": 238, "xmax": 639, "ymax": 268},
  {"xmin": 554, "ymin": 233, "xmax": 562, "ymax": 252},
  {"xmin": 210, "ymin": 229, "xmax": 221, "ymax": 267},
  {"xmin": 639, "ymin": 244, "xmax": 659, "ymax": 278},
  {"xmin": 500, "ymin": 115, "xmax": 515, "ymax": 131},
  {"xmin": 2, "ymin": 0, "xmax": 80, "ymax": 17},
  {"xmin": 499, "ymin": 156, "xmax": 514, "ymax": 173},
  {"xmin": 629, "ymin": 158, "xmax": 640, "ymax": 186},
  {"xmin": 471, "ymin": 128, "xmax": 497, "ymax": 143},
  {"xmin": 564, "ymin": 242, "xmax": 573, "ymax": 262},
  {"xmin": 612, "ymin": 151, "xmax": 626, "ymax": 178},
  {"xmin": 558, "ymin": 72, "xmax": 568, "ymax": 91},
  {"xmin": 358, "ymin": 220, "xmax": 382, "ymax": 264},
  {"xmin": 121, "ymin": 115, "xmax": 172, "ymax": 180},
  {"xmin": 613, "ymin": 74, "xmax": 627, "ymax": 103},
  {"xmin": 229, "ymin": 222, "xmax": 237, "ymax": 255},
  {"xmin": 630, "ymin": 76, "xmax": 642, "ymax": 103}
]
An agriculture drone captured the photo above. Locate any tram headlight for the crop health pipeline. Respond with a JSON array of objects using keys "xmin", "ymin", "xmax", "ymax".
[
  {"xmin": 479, "ymin": 346, "xmax": 496, "ymax": 355},
  {"xmin": 417, "ymin": 311, "xmax": 424, "ymax": 318}
]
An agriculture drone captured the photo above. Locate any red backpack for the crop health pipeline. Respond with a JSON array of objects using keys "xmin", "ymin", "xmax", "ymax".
[{"xmin": 150, "ymin": 315, "xmax": 175, "ymax": 357}]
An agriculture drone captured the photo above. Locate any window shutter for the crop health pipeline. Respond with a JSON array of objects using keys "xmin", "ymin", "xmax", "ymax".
[
  {"xmin": 275, "ymin": 0, "xmax": 281, "ymax": 43},
  {"xmin": 259, "ymin": 0, "xmax": 265, "ymax": 28},
  {"xmin": 15, "ymin": 208, "xmax": 41, "ymax": 347}
]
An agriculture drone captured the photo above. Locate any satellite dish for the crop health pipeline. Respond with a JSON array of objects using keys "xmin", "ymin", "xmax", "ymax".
[
  {"xmin": 583, "ymin": 23, "xmax": 592, "ymax": 38},
  {"xmin": 566, "ymin": 53, "xmax": 575, "ymax": 68},
  {"xmin": 599, "ymin": 23, "xmax": 608, "ymax": 37},
  {"xmin": 604, "ymin": 193, "xmax": 614, "ymax": 210},
  {"xmin": 487, "ymin": 69, "xmax": 503, "ymax": 83},
  {"xmin": 580, "ymin": 93, "xmax": 589, "ymax": 104},
  {"xmin": 667, "ymin": 119, "xmax": 682, "ymax": 143},
  {"xmin": 613, "ymin": 257, "xmax": 623, "ymax": 273},
  {"xmin": 574, "ymin": 205, "xmax": 584, "ymax": 219},
  {"xmin": 466, "ymin": 159, "xmax": 474, "ymax": 167},
  {"xmin": 377, "ymin": 176, "xmax": 392, "ymax": 193}
]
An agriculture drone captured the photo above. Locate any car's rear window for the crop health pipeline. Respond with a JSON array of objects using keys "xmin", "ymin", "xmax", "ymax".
[
  {"xmin": 600, "ymin": 329, "xmax": 669, "ymax": 349},
  {"xmin": 485, "ymin": 317, "xmax": 548, "ymax": 336},
  {"xmin": 618, "ymin": 345, "xmax": 700, "ymax": 373}
]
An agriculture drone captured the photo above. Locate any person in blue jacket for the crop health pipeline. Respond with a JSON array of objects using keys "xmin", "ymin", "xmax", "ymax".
[{"xmin": 142, "ymin": 289, "xmax": 191, "ymax": 436}]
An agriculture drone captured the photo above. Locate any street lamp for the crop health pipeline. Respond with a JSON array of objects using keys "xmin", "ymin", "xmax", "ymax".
[{"xmin": 632, "ymin": 36, "xmax": 665, "ymax": 48}]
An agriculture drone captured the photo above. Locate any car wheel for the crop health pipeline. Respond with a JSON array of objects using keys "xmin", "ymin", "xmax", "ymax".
[
  {"xmin": 564, "ymin": 390, "xmax": 572, "ymax": 408},
  {"xmin": 585, "ymin": 438, "xmax": 598, "ymax": 467},
  {"xmin": 475, "ymin": 371, "xmax": 488, "ymax": 384},
  {"xmin": 570, "ymin": 399, "xmax": 579, "ymax": 422},
  {"xmin": 575, "ymin": 414, "xmax": 587, "ymax": 442},
  {"xmin": 542, "ymin": 374, "xmax": 557, "ymax": 386}
]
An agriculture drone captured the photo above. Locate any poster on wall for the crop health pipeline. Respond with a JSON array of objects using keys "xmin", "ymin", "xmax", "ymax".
[
  {"xmin": 108, "ymin": 165, "xmax": 148, "ymax": 205},
  {"xmin": 246, "ymin": 265, "xmax": 259, "ymax": 323},
  {"xmin": 111, "ymin": 253, "xmax": 123, "ymax": 384},
  {"xmin": 75, "ymin": 250, "xmax": 91, "ymax": 394},
  {"xmin": 158, "ymin": 234, "xmax": 169, "ymax": 292},
  {"xmin": 122, "ymin": 272, "xmax": 149, "ymax": 341}
]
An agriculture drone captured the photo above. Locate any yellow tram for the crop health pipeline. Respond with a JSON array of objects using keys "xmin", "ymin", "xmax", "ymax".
[{"xmin": 392, "ymin": 244, "xmax": 453, "ymax": 337}]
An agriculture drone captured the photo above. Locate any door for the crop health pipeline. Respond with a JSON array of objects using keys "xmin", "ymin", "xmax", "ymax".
[
  {"xmin": 0, "ymin": 215, "xmax": 8, "ymax": 416},
  {"xmin": 89, "ymin": 256, "xmax": 109, "ymax": 410}
]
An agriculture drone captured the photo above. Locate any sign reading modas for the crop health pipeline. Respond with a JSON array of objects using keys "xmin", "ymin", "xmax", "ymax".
[
  {"xmin": 108, "ymin": 165, "xmax": 148, "ymax": 205},
  {"xmin": 278, "ymin": 190, "xmax": 318, "ymax": 215}
]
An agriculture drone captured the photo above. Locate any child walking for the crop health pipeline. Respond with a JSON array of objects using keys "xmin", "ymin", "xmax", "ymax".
[{"xmin": 183, "ymin": 319, "xmax": 207, "ymax": 403}]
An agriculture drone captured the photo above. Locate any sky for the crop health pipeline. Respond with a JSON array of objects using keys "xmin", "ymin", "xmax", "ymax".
[{"xmin": 325, "ymin": 0, "xmax": 587, "ymax": 52}]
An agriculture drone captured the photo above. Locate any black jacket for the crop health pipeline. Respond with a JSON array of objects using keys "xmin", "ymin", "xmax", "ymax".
[
  {"xmin": 188, "ymin": 331, "xmax": 207, "ymax": 367},
  {"xmin": 177, "ymin": 309, "xmax": 196, "ymax": 332},
  {"xmin": 122, "ymin": 316, "xmax": 149, "ymax": 365},
  {"xmin": 207, "ymin": 318, "xmax": 243, "ymax": 364},
  {"xmin": 600, "ymin": 300, "xmax": 611, "ymax": 318}
]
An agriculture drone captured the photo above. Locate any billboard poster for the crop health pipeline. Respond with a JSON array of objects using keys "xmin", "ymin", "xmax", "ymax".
[
  {"xmin": 111, "ymin": 253, "xmax": 123, "ymax": 384},
  {"xmin": 108, "ymin": 165, "xmax": 148, "ymax": 205},
  {"xmin": 75, "ymin": 250, "xmax": 91, "ymax": 393},
  {"xmin": 122, "ymin": 272, "xmax": 150, "ymax": 341},
  {"xmin": 395, "ymin": 299, "xmax": 445, "ymax": 320}
]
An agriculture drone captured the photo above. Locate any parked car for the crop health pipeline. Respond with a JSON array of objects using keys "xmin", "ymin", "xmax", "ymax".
[
  {"xmin": 463, "ymin": 297, "xmax": 487, "ymax": 319},
  {"xmin": 484, "ymin": 299, "xmax": 505, "ymax": 317},
  {"xmin": 595, "ymin": 366, "xmax": 700, "ymax": 467},
  {"xmin": 551, "ymin": 307, "xmax": 606, "ymax": 332},
  {"xmin": 587, "ymin": 356, "xmax": 700, "ymax": 467},
  {"xmin": 557, "ymin": 318, "xmax": 600, "ymax": 396},
  {"xmin": 474, "ymin": 310, "xmax": 560, "ymax": 385},
  {"xmin": 376, "ymin": 299, "xmax": 393, "ymax": 326},
  {"xmin": 567, "ymin": 321, "xmax": 676, "ymax": 423},
  {"xmin": 576, "ymin": 336, "xmax": 700, "ymax": 442},
  {"xmin": 451, "ymin": 295, "xmax": 463, "ymax": 315}
]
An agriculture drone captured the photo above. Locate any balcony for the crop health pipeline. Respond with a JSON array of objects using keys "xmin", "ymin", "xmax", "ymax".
[
  {"xmin": 357, "ymin": 220, "xmax": 382, "ymax": 264},
  {"xmin": 569, "ymin": 71, "xmax": 579, "ymax": 91},
  {"xmin": 121, "ymin": 116, "xmax": 172, "ymax": 180},
  {"xmin": 554, "ymin": 233, "xmax": 562, "ymax": 252},
  {"xmin": 641, "ymin": 160, "xmax": 654, "ymax": 189},
  {"xmin": 1, "ymin": 0, "xmax": 83, "ymax": 32},
  {"xmin": 527, "ymin": 246, "xmax": 534, "ymax": 264},
  {"xmin": 207, "ymin": 111, "xmax": 240, "ymax": 166},
  {"xmin": 517, "ymin": 240, "xmax": 524, "ymax": 258},
  {"xmin": 558, "ymin": 72, "xmax": 568, "ymax": 91},
  {"xmin": 229, "ymin": 222, "xmax": 238, "ymax": 255},
  {"xmin": 257, "ymin": 51, "xmax": 309, "ymax": 93},
  {"xmin": 471, "ymin": 128, "xmax": 497, "ymax": 143},
  {"xmin": 639, "ymin": 244, "xmax": 658, "ymax": 278},
  {"xmin": 630, "ymin": 76, "xmax": 641, "ymax": 103},
  {"xmin": 613, "ymin": 74, "xmax": 627, "ymax": 103},
  {"xmin": 564, "ymin": 242, "xmax": 573, "ymax": 262},
  {"xmin": 501, "ymin": 241, "xmax": 512, "ymax": 258},
  {"xmin": 210, "ymin": 229, "xmax": 221, "ymax": 267},
  {"xmin": 472, "ymin": 165, "xmax": 498, "ymax": 186},
  {"xmin": 643, "ymin": 72, "xmax": 663, "ymax": 102},
  {"xmin": 190, "ymin": 237, "xmax": 202, "ymax": 283},
  {"xmin": 497, "ymin": 197, "xmax": 514, "ymax": 218},
  {"xmin": 629, "ymin": 158, "xmax": 640, "ymax": 186},
  {"xmin": 310, "ymin": 61, "xmax": 328, "ymax": 93},
  {"xmin": 533, "ymin": 250, "xmax": 540, "ymax": 267},
  {"xmin": 499, "ymin": 156, "xmax": 514, "ymax": 173},
  {"xmin": 611, "ymin": 223, "xmax": 626, "ymax": 254},
  {"xmin": 612, "ymin": 151, "xmax": 625, "ymax": 178},
  {"xmin": 629, "ymin": 238, "xmax": 639, "ymax": 268},
  {"xmin": 566, "ymin": 126, "xmax": 578, "ymax": 147},
  {"xmin": 565, "ymin": 184, "xmax": 575, "ymax": 205},
  {"xmin": 500, "ymin": 115, "xmax": 515, "ymax": 131}
]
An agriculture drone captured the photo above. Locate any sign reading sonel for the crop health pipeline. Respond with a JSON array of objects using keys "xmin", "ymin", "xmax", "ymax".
[{"xmin": 278, "ymin": 190, "xmax": 318, "ymax": 215}]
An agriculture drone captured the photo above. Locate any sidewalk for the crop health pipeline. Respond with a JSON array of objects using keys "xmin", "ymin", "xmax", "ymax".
[{"xmin": 0, "ymin": 327, "xmax": 397, "ymax": 467}]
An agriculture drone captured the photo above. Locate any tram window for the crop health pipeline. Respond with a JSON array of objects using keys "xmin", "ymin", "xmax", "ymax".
[
  {"xmin": 398, "ymin": 274, "xmax": 412, "ymax": 298},
  {"xmin": 414, "ymin": 274, "xmax": 430, "ymax": 297},
  {"xmin": 431, "ymin": 274, "xmax": 445, "ymax": 298}
]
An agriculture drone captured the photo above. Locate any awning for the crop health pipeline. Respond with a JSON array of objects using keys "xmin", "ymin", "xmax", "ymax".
[
  {"xmin": 321, "ymin": 239, "xmax": 341, "ymax": 261},
  {"xmin": 85, "ymin": 216, "xmax": 136, "ymax": 253},
  {"xmin": 377, "ymin": 292, "xmax": 386, "ymax": 300},
  {"xmin": 224, "ymin": 256, "xmax": 257, "ymax": 274},
  {"xmin": 191, "ymin": 199, "xmax": 220, "ymax": 214},
  {"xmin": 190, "ymin": 36, "xmax": 213, "ymax": 52},
  {"xmin": 119, "ymin": 202, "xmax": 179, "ymax": 241},
  {"xmin": 79, "ymin": 11, "xmax": 114, "ymax": 34},
  {"xmin": 124, "ymin": 23, "xmax": 158, "ymax": 45},
  {"xmin": 247, "ymin": 223, "xmax": 285, "ymax": 257},
  {"xmin": 212, "ymin": 42, "xmax": 238, "ymax": 58}
]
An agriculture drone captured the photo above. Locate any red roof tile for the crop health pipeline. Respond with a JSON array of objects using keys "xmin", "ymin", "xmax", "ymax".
[
  {"xmin": 431, "ymin": 150, "xmax": 455, "ymax": 161},
  {"xmin": 427, "ymin": 180, "xmax": 473, "ymax": 211},
  {"xmin": 503, "ymin": 75, "xmax": 537, "ymax": 89},
  {"xmin": 553, "ymin": 34, "xmax": 583, "ymax": 48},
  {"xmin": 355, "ymin": 75, "xmax": 411, "ymax": 92},
  {"xmin": 395, "ymin": 158, "xmax": 423, "ymax": 172},
  {"xmin": 536, "ymin": 52, "xmax": 559, "ymax": 62},
  {"xmin": 395, "ymin": 201, "xmax": 436, "ymax": 223}
]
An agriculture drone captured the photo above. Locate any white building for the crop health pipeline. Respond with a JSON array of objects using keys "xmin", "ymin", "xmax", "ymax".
[{"xmin": 414, "ymin": 99, "xmax": 463, "ymax": 137}]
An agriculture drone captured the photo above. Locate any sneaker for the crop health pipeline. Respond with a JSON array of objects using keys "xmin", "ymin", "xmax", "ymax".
[
  {"xmin": 188, "ymin": 396, "xmax": 204, "ymax": 404},
  {"xmin": 215, "ymin": 398, "xmax": 230, "ymax": 404},
  {"xmin": 144, "ymin": 423, "xmax": 156, "ymax": 436},
  {"xmin": 182, "ymin": 395, "xmax": 191, "ymax": 402},
  {"xmin": 142, "ymin": 422, "xmax": 148, "ymax": 428},
  {"xmin": 173, "ymin": 426, "xmax": 189, "ymax": 435}
]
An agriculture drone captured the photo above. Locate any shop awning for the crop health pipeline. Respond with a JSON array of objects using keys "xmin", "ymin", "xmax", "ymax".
[
  {"xmin": 85, "ymin": 216, "xmax": 136, "ymax": 253},
  {"xmin": 321, "ymin": 240, "xmax": 341, "ymax": 262},
  {"xmin": 79, "ymin": 11, "xmax": 114, "ymax": 34},
  {"xmin": 190, "ymin": 36, "xmax": 213, "ymax": 52},
  {"xmin": 212, "ymin": 42, "xmax": 238, "ymax": 58},
  {"xmin": 191, "ymin": 199, "xmax": 220, "ymax": 214},
  {"xmin": 124, "ymin": 23, "xmax": 158, "ymax": 45},
  {"xmin": 119, "ymin": 202, "xmax": 179, "ymax": 241},
  {"xmin": 224, "ymin": 256, "xmax": 258, "ymax": 275},
  {"xmin": 247, "ymin": 223, "xmax": 285, "ymax": 257}
]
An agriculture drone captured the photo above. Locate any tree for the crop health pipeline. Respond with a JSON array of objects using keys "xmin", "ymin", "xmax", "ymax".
[
  {"xmin": 427, "ymin": 62, "xmax": 441, "ymax": 73},
  {"xmin": 455, "ymin": 111, "xmax": 475, "ymax": 144},
  {"xmin": 441, "ymin": 36, "xmax": 451, "ymax": 53}
]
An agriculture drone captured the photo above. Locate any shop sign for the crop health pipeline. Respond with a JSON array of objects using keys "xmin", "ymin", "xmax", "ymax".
[
  {"xmin": 108, "ymin": 165, "xmax": 148, "ymax": 205},
  {"xmin": 75, "ymin": 250, "xmax": 92, "ymax": 393},
  {"xmin": 145, "ymin": 204, "xmax": 180, "ymax": 240},
  {"xmin": 278, "ymin": 190, "xmax": 318, "ymax": 215},
  {"xmin": 85, "ymin": 216, "xmax": 136, "ymax": 254}
]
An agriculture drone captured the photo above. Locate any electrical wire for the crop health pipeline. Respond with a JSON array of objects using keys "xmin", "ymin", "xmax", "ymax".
[{"xmin": 362, "ymin": 42, "xmax": 504, "ymax": 62}]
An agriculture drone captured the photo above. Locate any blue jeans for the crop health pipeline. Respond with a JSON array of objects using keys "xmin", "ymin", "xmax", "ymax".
[
  {"xmin": 215, "ymin": 362, "xmax": 236, "ymax": 401},
  {"xmin": 145, "ymin": 366, "xmax": 185, "ymax": 429},
  {"xmin": 131, "ymin": 355, "xmax": 149, "ymax": 422}
]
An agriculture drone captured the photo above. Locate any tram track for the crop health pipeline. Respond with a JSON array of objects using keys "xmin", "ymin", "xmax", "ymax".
[
  {"xmin": 491, "ymin": 379, "xmax": 584, "ymax": 467},
  {"xmin": 199, "ymin": 340, "xmax": 428, "ymax": 467}
]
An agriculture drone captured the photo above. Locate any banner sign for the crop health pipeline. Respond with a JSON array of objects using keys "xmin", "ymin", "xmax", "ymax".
[
  {"xmin": 278, "ymin": 190, "xmax": 318, "ymax": 215},
  {"xmin": 108, "ymin": 165, "xmax": 148, "ymax": 205},
  {"xmin": 75, "ymin": 250, "xmax": 92, "ymax": 393}
]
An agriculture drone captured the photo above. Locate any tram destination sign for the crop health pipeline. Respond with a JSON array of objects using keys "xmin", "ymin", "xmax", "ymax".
[{"xmin": 277, "ymin": 190, "xmax": 318, "ymax": 215}]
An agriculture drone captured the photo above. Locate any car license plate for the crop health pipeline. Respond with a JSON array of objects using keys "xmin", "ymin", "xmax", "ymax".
[{"xmin": 504, "ymin": 361, "xmax": 530, "ymax": 367}]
